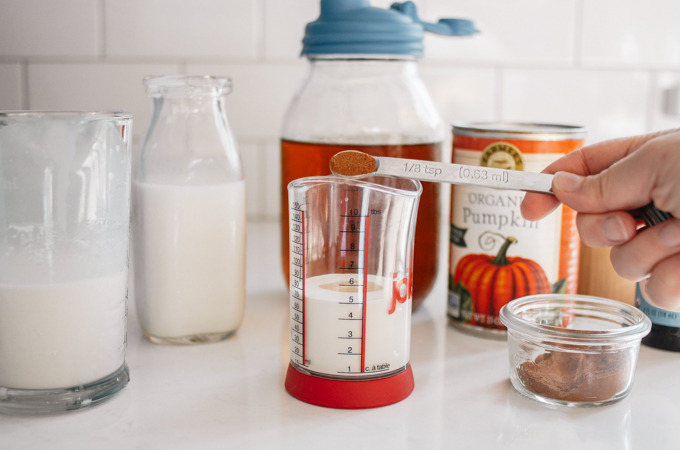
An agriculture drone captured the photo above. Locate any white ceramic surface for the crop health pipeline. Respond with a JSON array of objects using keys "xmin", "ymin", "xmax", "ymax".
[{"xmin": 1, "ymin": 222, "xmax": 678, "ymax": 449}]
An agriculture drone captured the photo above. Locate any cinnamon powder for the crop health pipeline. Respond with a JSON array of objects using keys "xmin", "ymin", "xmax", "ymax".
[
  {"xmin": 518, "ymin": 349, "xmax": 630, "ymax": 402},
  {"xmin": 329, "ymin": 151, "xmax": 377, "ymax": 176}
]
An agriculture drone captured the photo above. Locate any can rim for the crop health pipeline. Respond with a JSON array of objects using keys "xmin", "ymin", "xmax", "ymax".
[{"xmin": 452, "ymin": 122, "xmax": 586, "ymax": 141}]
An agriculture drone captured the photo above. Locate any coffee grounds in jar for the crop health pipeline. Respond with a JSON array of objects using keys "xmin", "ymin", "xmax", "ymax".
[{"xmin": 517, "ymin": 349, "xmax": 629, "ymax": 402}]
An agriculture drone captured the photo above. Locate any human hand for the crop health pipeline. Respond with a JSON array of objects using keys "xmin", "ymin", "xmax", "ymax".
[{"xmin": 521, "ymin": 129, "xmax": 680, "ymax": 310}]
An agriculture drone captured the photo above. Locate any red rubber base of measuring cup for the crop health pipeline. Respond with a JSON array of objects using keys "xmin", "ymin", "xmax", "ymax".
[{"xmin": 284, "ymin": 363, "xmax": 414, "ymax": 409}]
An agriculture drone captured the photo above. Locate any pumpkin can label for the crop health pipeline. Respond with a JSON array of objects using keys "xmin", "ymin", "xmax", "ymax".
[{"xmin": 448, "ymin": 125, "xmax": 583, "ymax": 335}]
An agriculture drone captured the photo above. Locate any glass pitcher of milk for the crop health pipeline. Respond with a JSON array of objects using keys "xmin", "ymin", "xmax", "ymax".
[
  {"xmin": 0, "ymin": 111, "xmax": 132, "ymax": 414},
  {"xmin": 133, "ymin": 75, "xmax": 246, "ymax": 345}
]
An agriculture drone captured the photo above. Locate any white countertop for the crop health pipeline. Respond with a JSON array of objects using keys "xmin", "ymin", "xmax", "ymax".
[{"xmin": 2, "ymin": 222, "xmax": 680, "ymax": 449}]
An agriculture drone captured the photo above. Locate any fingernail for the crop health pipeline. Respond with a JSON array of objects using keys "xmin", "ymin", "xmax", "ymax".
[
  {"xmin": 659, "ymin": 220, "xmax": 680, "ymax": 248},
  {"xmin": 553, "ymin": 172, "xmax": 585, "ymax": 193},
  {"xmin": 602, "ymin": 216, "xmax": 631, "ymax": 243}
]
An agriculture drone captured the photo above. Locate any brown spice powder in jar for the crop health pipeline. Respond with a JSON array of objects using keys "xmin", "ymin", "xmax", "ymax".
[{"xmin": 517, "ymin": 348, "xmax": 631, "ymax": 403}]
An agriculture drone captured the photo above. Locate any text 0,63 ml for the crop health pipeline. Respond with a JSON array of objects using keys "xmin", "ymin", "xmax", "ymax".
[{"xmin": 458, "ymin": 166, "xmax": 509, "ymax": 183}]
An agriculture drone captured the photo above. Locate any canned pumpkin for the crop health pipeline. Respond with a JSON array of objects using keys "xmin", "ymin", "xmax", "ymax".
[{"xmin": 448, "ymin": 123, "xmax": 585, "ymax": 338}]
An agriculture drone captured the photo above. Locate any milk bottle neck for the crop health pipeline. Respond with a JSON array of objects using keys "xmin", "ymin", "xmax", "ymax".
[
  {"xmin": 153, "ymin": 94, "xmax": 223, "ymax": 119},
  {"xmin": 139, "ymin": 90, "xmax": 241, "ymax": 185}
]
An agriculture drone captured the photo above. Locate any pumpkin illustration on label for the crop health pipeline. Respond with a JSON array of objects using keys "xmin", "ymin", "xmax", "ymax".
[{"xmin": 450, "ymin": 232, "xmax": 555, "ymax": 330}]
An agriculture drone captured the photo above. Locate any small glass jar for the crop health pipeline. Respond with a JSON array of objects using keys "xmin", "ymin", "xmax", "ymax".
[
  {"xmin": 500, "ymin": 294, "xmax": 651, "ymax": 408},
  {"xmin": 132, "ymin": 75, "xmax": 246, "ymax": 345}
]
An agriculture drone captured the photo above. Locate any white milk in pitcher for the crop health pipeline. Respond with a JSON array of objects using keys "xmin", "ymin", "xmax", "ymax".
[
  {"xmin": 133, "ymin": 180, "xmax": 246, "ymax": 339},
  {"xmin": 0, "ymin": 272, "xmax": 127, "ymax": 390},
  {"xmin": 299, "ymin": 273, "xmax": 411, "ymax": 377}
]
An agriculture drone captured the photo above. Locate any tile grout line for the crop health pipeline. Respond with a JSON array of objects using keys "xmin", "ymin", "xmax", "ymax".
[
  {"xmin": 257, "ymin": 0, "xmax": 266, "ymax": 63},
  {"xmin": 493, "ymin": 67, "xmax": 503, "ymax": 121},
  {"xmin": 257, "ymin": 142, "xmax": 266, "ymax": 221},
  {"xmin": 178, "ymin": 60, "xmax": 188, "ymax": 75},
  {"xmin": 98, "ymin": 0, "xmax": 107, "ymax": 61},
  {"xmin": 645, "ymin": 70, "xmax": 657, "ymax": 133},
  {"xmin": 21, "ymin": 60, "xmax": 30, "ymax": 109},
  {"xmin": 572, "ymin": 0, "xmax": 584, "ymax": 69},
  {"xmin": 252, "ymin": 140, "xmax": 265, "ymax": 221}
]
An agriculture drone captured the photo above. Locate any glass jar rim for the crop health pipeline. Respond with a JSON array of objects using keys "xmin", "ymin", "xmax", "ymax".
[
  {"xmin": 288, "ymin": 175, "xmax": 422, "ymax": 199},
  {"xmin": 0, "ymin": 110, "xmax": 132, "ymax": 121},
  {"xmin": 143, "ymin": 75, "xmax": 232, "ymax": 97},
  {"xmin": 499, "ymin": 294, "xmax": 652, "ymax": 344},
  {"xmin": 143, "ymin": 75, "xmax": 231, "ymax": 88}
]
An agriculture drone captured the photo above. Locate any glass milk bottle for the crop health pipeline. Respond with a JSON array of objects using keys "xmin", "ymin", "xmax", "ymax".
[
  {"xmin": 133, "ymin": 76, "xmax": 246, "ymax": 345},
  {"xmin": 280, "ymin": 0, "xmax": 477, "ymax": 310}
]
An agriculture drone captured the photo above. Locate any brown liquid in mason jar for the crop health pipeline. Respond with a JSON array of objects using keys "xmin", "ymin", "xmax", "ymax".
[{"xmin": 281, "ymin": 139, "xmax": 441, "ymax": 310}]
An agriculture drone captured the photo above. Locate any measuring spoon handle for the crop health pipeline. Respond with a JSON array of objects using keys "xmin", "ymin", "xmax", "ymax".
[
  {"xmin": 375, "ymin": 156, "xmax": 554, "ymax": 193},
  {"xmin": 375, "ymin": 156, "xmax": 674, "ymax": 226}
]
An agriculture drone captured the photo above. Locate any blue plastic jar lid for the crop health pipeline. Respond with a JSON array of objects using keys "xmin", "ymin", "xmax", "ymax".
[{"xmin": 301, "ymin": 0, "xmax": 478, "ymax": 58}]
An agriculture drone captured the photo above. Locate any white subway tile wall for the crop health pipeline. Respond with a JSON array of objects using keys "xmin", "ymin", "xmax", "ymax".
[
  {"xmin": 423, "ymin": 0, "xmax": 577, "ymax": 65},
  {"xmin": 186, "ymin": 64, "xmax": 308, "ymax": 138},
  {"xmin": 581, "ymin": 0, "xmax": 680, "ymax": 67},
  {"xmin": 501, "ymin": 69, "xmax": 650, "ymax": 144},
  {"xmin": 263, "ymin": 0, "xmax": 319, "ymax": 60},
  {"xmin": 104, "ymin": 0, "xmax": 259, "ymax": 59},
  {"xmin": 1, "ymin": 0, "xmax": 679, "ymax": 221},
  {"xmin": 0, "ymin": 0, "xmax": 100, "ymax": 57},
  {"xmin": 651, "ymin": 72, "xmax": 680, "ymax": 132},
  {"xmin": 28, "ymin": 63, "xmax": 180, "ymax": 134}
]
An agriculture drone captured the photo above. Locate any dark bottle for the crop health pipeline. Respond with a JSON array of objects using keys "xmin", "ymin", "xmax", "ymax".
[
  {"xmin": 636, "ymin": 279, "xmax": 680, "ymax": 352},
  {"xmin": 634, "ymin": 204, "xmax": 679, "ymax": 351}
]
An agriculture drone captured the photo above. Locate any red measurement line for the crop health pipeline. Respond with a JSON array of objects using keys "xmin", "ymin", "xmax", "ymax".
[
  {"xmin": 301, "ymin": 210, "xmax": 306, "ymax": 365},
  {"xmin": 361, "ymin": 215, "xmax": 369, "ymax": 373},
  {"xmin": 340, "ymin": 190, "xmax": 346, "ymax": 274}
]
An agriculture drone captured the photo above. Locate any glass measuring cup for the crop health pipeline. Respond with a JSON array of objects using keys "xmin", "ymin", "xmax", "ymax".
[
  {"xmin": 285, "ymin": 175, "xmax": 421, "ymax": 408},
  {"xmin": 0, "ymin": 111, "xmax": 132, "ymax": 414}
]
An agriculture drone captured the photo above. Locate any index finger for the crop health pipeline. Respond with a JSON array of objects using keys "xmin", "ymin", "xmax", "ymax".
[{"xmin": 521, "ymin": 130, "xmax": 677, "ymax": 221}]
